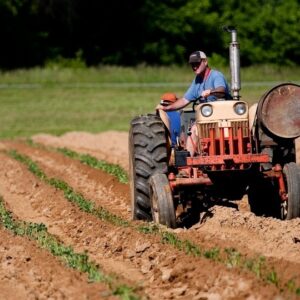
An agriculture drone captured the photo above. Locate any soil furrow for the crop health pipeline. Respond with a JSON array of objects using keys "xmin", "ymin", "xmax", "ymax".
[
  {"xmin": 0, "ymin": 226, "xmax": 115, "ymax": 300},
  {"xmin": 7, "ymin": 141, "xmax": 131, "ymax": 220},
  {"xmin": 29, "ymin": 137, "xmax": 300, "ymax": 270},
  {"xmin": 32, "ymin": 131, "xmax": 129, "ymax": 172},
  {"xmin": 0, "ymin": 150, "xmax": 288, "ymax": 299},
  {"xmin": 0, "ymin": 152, "xmax": 146, "ymax": 294},
  {"xmin": 10, "ymin": 140, "xmax": 300, "ymax": 267}
]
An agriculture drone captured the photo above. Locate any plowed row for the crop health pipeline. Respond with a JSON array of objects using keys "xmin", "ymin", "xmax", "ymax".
[{"xmin": 0, "ymin": 132, "xmax": 300, "ymax": 299}]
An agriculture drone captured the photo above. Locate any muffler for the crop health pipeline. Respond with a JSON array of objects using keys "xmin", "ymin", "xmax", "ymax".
[{"xmin": 224, "ymin": 26, "xmax": 241, "ymax": 100}]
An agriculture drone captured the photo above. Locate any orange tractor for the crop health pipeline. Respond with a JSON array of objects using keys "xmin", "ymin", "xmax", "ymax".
[{"xmin": 129, "ymin": 27, "xmax": 300, "ymax": 228}]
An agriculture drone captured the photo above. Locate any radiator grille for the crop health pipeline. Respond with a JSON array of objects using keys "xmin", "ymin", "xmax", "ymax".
[
  {"xmin": 198, "ymin": 121, "xmax": 249, "ymax": 138},
  {"xmin": 198, "ymin": 123, "xmax": 218, "ymax": 138}
]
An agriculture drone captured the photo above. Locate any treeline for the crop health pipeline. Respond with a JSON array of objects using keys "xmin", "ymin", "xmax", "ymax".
[{"xmin": 1, "ymin": 0, "xmax": 299, "ymax": 69}]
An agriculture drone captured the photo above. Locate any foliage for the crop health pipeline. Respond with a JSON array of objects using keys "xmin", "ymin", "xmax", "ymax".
[
  {"xmin": 161, "ymin": 231, "xmax": 202, "ymax": 256},
  {"xmin": 45, "ymin": 50, "xmax": 87, "ymax": 69},
  {"xmin": 0, "ymin": 0, "xmax": 299, "ymax": 68},
  {"xmin": 217, "ymin": 0, "xmax": 300, "ymax": 66}
]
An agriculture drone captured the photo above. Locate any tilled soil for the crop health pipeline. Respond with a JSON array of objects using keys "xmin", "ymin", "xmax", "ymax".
[{"xmin": 0, "ymin": 131, "xmax": 300, "ymax": 299}]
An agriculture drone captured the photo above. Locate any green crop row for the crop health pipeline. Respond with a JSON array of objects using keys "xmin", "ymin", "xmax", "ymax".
[
  {"xmin": 0, "ymin": 197, "xmax": 139, "ymax": 300},
  {"xmin": 7, "ymin": 148, "xmax": 300, "ymax": 296},
  {"xmin": 57, "ymin": 147, "xmax": 128, "ymax": 183},
  {"xmin": 9, "ymin": 149, "xmax": 129, "ymax": 227}
]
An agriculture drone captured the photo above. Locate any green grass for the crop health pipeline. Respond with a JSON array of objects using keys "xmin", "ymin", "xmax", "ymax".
[
  {"xmin": 0, "ymin": 65, "xmax": 299, "ymax": 139},
  {"xmin": 0, "ymin": 87, "xmax": 161, "ymax": 137}
]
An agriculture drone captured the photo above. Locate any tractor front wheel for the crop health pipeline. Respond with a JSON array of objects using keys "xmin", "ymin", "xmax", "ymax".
[
  {"xmin": 129, "ymin": 114, "xmax": 169, "ymax": 221},
  {"xmin": 149, "ymin": 173, "xmax": 176, "ymax": 228}
]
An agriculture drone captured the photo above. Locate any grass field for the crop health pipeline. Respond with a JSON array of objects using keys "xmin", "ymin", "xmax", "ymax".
[{"xmin": 0, "ymin": 65, "xmax": 299, "ymax": 138}]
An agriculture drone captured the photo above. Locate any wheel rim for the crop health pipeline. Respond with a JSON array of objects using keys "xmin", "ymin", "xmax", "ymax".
[
  {"xmin": 280, "ymin": 200, "xmax": 288, "ymax": 220},
  {"xmin": 150, "ymin": 184, "xmax": 159, "ymax": 223},
  {"xmin": 149, "ymin": 173, "xmax": 176, "ymax": 228},
  {"xmin": 283, "ymin": 162, "xmax": 300, "ymax": 220}
]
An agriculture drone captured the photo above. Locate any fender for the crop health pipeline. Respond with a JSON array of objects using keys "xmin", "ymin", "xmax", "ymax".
[
  {"xmin": 158, "ymin": 109, "xmax": 172, "ymax": 144},
  {"xmin": 157, "ymin": 109, "xmax": 173, "ymax": 161}
]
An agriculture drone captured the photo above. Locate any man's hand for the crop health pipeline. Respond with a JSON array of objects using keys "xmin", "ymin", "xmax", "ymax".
[
  {"xmin": 201, "ymin": 89, "xmax": 211, "ymax": 98},
  {"xmin": 156, "ymin": 104, "xmax": 166, "ymax": 111},
  {"xmin": 156, "ymin": 97, "xmax": 189, "ymax": 111},
  {"xmin": 201, "ymin": 87, "xmax": 226, "ymax": 99}
]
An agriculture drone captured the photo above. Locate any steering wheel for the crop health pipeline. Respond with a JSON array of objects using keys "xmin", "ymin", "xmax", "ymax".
[
  {"xmin": 191, "ymin": 91, "xmax": 227, "ymax": 111},
  {"xmin": 191, "ymin": 96, "xmax": 205, "ymax": 111}
]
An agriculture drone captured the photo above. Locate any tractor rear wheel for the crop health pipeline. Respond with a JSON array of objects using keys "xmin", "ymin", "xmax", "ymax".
[
  {"xmin": 282, "ymin": 162, "xmax": 300, "ymax": 219},
  {"xmin": 149, "ymin": 173, "xmax": 176, "ymax": 228},
  {"xmin": 129, "ymin": 114, "xmax": 168, "ymax": 221}
]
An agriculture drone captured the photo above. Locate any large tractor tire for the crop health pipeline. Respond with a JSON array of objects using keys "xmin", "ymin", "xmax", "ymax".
[
  {"xmin": 129, "ymin": 114, "xmax": 169, "ymax": 221},
  {"xmin": 149, "ymin": 173, "xmax": 176, "ymax": 228},
  {"xmin": 282, "ymin": 162, "xmax": 300, "ymax": 219}
]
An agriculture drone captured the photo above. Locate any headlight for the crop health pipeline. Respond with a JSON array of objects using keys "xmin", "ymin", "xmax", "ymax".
[
  {"xmin": 201, "ymin": 104, "xmax": 213, "ymax": 117},
  {"xmin": 234, "ymin": 102, "xmax": 247, "ymax": 115}
]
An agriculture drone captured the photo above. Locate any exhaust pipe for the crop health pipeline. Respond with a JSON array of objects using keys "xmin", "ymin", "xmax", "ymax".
[{"xmin": 223, "ymin": 26, "xmax": 241, "ymax": 100}]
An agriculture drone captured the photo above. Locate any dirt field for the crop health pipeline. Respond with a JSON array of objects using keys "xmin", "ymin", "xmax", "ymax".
[{"xmin": 1, "ymin": 131, "xmax": 300, "ymax": 299}]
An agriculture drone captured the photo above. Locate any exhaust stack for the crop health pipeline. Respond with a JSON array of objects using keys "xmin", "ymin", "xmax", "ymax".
[{"xmin": 224, "ymin": 26, "xmax": 241, "ymax": 100}]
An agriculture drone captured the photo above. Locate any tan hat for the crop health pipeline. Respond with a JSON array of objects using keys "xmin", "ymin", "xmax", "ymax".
[{"xmin": 188, "ymin": 51, "xmax": 207, "ymax": 63}]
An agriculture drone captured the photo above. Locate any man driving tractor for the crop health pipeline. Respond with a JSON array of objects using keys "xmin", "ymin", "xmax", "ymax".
[
  {"xmin": 156, "ymin": 50, "xmax": 232, "ymax": 113},
  {"xmin": 157, "ymin": 50, "xmax": 232, "ymax": 155}
]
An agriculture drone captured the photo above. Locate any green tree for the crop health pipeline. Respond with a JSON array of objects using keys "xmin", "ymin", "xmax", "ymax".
[
  {"xmin": 0, "ymin": 0, "xmax": 299, "ymax": 68},
  {"xmin": 216, "ymin": 0, "xmax": 300, "ymax": 65}
]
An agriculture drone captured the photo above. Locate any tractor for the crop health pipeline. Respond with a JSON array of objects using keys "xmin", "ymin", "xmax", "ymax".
[{"xmin": 129, "ymin": 27, "xmax": 300, "ymax": 228}]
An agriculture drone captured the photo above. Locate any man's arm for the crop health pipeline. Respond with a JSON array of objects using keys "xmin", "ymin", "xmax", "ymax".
[{"xmin": 156, "ymin": 97, "xmax": 190, "ymax": 111}]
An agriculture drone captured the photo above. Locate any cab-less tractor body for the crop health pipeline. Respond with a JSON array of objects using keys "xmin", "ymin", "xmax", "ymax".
[{"xmin": 129, "ymin": 27, "xmax": 300, "ymax": 228}]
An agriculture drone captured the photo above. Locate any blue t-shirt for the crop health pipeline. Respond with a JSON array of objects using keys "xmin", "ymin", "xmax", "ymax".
[
  {"xmin": 167, "ymin": 110, "xmax": 181, "ymax": 146},
  {"xmin": 184, "ymin": 70, "xmax": 231, "ymax": 102}
]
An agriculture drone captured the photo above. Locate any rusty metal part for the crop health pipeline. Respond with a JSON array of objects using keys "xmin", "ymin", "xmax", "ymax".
[
  {"xmin": 169, "ymin": 176, "xmax": 212, "ymax": 189},
  {"xmin": 278, "ymin": 172, "xmax": 288, "ymax": 201},
  {"xmin": 257, "ymin": 83, "xmax": 300, "ymax": 138},
  {"xmin": 263, "ymin": 164, "xmax": 287, "ymax": 201},
  {"xmin": 187, "ymin": 153, "xmax": 270, "ymax": 166}
]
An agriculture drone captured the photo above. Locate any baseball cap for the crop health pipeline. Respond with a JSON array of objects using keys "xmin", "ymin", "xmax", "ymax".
[
  {"xmin": 160, "ymin": 92, "xmax": 178, "ymax": 105},
  {"xmin": 188, "ymin": 51, "xmax": 207, "ymax": 64}
]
